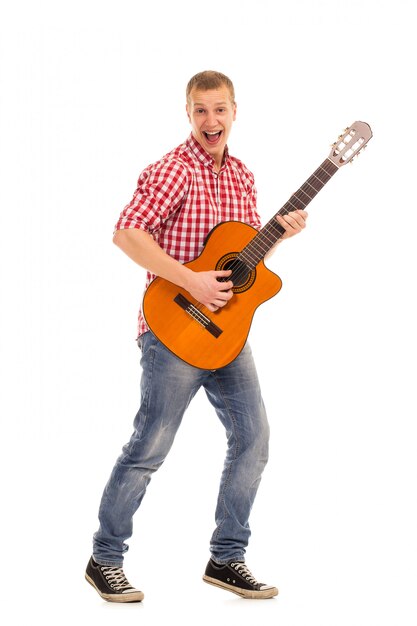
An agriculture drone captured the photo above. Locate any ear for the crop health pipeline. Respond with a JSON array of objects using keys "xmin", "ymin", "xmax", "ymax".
[
  {"xmin": 185, "ymin": 103, "xmax": 191, "ymax": 123},
  {"xmin": 233, "ymin": 102, "xmax": 237, "ymax": 122}
]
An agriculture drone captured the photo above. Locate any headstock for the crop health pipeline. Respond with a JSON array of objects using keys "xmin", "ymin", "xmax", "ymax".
[{"xmin": 328, "ymin": 121, "xmax": 372, "ymax": 167}]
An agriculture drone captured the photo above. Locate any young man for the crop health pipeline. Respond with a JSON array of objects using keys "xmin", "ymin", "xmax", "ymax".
[{"xmin": 85, "ymin": 71, "xmax": 307, "ymax": 602}]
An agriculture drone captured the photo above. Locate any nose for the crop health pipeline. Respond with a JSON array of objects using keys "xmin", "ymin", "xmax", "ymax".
[{"xmin": 206, "ymin": 110, "xmax": 218, "ymax": 128}]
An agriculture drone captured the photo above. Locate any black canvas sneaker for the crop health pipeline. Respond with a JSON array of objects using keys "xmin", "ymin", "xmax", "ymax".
[
  {"xmin": 85, "ymin": 556, "xmax": 144, "ymax": 602},
  {"xmin": 203, "ymin": 558, "xmax": 278, "ymax": 599}
]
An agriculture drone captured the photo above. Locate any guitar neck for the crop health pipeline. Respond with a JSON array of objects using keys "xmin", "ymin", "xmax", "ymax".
[{"xmin": 240, "ymin": 157, "xmax": 339, "ymax": 269}]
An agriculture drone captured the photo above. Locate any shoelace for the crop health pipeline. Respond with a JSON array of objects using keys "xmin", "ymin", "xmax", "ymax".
[
  {"xmin": 230, "ymin": 562, "xmax": 259, "ymax": 585},
  {"xmin": 100, "ymin": 565, "xmax": 134, "ymax": 591}
]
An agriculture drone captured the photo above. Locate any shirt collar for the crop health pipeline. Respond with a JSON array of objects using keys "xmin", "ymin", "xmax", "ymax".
[{"xmin": 186, "ymin": 133, "xmax": 229, "ymax": 171}]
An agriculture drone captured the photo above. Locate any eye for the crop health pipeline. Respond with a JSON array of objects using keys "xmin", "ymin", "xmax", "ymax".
[{"xmin": 195, "ymin": 108, "xmax": 205, "ymax": 114}]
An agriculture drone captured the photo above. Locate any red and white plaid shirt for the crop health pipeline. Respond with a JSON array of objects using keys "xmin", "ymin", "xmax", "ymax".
[{"xmin": 115, "ymin": 133, "xmax": 261, "ymax": 338}]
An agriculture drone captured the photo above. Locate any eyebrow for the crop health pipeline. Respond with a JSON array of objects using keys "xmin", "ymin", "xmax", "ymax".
[{"xmin": 193, "ymin": 101, "xmax": 229, "ymax": 107}]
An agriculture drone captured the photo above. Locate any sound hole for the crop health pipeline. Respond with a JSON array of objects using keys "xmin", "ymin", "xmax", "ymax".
[{"xmin": 216, "ymin": 253, "xmax": 256, "ymax": 293}]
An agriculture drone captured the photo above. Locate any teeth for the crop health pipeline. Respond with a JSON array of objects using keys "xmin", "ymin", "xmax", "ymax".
[{"xmin": 205, "ymin": 131, "xmax": 221, "ymax": 135}]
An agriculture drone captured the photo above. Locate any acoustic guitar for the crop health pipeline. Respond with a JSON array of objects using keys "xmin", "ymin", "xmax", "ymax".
[{"xmin": 143, "ymin": 121, "xmax": 373, "ymax": 370}]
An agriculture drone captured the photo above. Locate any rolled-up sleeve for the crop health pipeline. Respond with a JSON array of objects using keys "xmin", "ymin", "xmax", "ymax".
[{"xmin": 114, "ymin": 159, "xmax": 190, "ymax": 234}]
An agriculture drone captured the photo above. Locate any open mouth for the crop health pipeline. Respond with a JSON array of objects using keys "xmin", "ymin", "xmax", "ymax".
[{"xmin": 203, "ymin": 131, "xmax": 223, "ymax": 144}]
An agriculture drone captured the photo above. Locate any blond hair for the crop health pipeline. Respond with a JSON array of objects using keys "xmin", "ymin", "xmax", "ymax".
[{"xmin": 186, "ymin": 70, "xmax": 235, "ymax": 104}]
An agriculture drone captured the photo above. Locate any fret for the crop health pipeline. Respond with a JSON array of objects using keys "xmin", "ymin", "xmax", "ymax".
[{"xmin": 239, "ymin": 159, "xmax": 338, "ymax": 269}]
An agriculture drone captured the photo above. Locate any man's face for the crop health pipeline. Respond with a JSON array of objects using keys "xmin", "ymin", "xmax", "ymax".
[{"xmin": 186, "ymin": 87, "xmax": 237, "ymax": 166}]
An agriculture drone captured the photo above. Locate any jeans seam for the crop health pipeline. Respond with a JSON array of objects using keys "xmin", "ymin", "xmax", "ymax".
[
  {"xmin": 210, "ymin": 371, "xmax": 240, "ymax": 542},
  {"xmin": 126, "ymin": 335, "xmax": 156, "ymax": 454}
]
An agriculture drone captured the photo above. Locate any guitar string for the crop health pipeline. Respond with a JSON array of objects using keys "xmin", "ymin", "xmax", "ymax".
[
  {"xmin": 238, "ymin": 168, "xmax": 329, "ymax": 264},
  {"xmin": 223, "ymin": 160, "xmax": 336, "ymax": 284},
  {"xmin": 186, "ymin": 159, "xmax": 337, "ymax": 316}
]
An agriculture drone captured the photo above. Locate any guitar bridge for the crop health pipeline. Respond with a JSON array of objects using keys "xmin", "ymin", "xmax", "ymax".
[{"xmin": 174, "ymin": 294, "xmax": 223, "ymax": 338}]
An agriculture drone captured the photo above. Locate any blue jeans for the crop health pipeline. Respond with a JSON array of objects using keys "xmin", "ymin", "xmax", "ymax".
[{"xmin": 93, "ymin": 331, "xmax": 270, "ymax": 566}]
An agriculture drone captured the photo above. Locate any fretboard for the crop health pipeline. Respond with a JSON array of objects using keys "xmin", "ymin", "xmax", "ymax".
[{"xmin": 239, "ymin": 158, "xmax": 339, "ymax": 269}]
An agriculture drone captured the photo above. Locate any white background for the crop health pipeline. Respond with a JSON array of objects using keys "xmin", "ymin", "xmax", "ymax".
[{"xmin": 1, "ymin": 0, "xmax": 416, "ymax": 624}]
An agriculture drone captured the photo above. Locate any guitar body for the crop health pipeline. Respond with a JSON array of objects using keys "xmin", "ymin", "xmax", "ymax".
[{"xmin": 143, "ymin": 221, "xmax": 282, "ymax": 369}]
